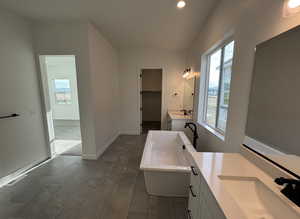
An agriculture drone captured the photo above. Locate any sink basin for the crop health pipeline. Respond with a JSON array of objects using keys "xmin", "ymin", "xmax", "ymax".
[
  {"xmin": 219, "ymin": 176, "xmax": 299, "ymax": 219},
  {"xmin": 168, "ymin": 111, "xmax": 192, "ymax": 119}
]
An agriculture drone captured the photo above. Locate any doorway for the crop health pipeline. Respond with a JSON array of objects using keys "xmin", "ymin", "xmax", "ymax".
[
  {"xmin": 39, "ymin": 55, "xmax": 82, "ymax": 157},
  {"xmin": 140, "ymin": 69, "xmax": 162, "ymax": 134}
]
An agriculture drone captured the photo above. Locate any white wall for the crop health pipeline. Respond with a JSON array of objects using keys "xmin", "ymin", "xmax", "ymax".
[
  {"xmin": 34, "ymin": 22, "xmax": 120, "ymax": 159},
  {"xmin": 0, "ymin": 10, "xmax": 49, "ymax": 178},
  {"xmin": 33, "ymin": 22, "xmax": 97, "ymax": 157},
  {"xmin": 119, "ymin": 48, "xmax": 186, "ymax": 134},
  {"xmin": 183, "ymin": 78, "xmax": 195, "ymax": 111},
  {"xmin": 188, "ymin": 0, "xmax": 300, "ymax": 152},
  {"xmin": 87, "ymin": 23, "xmax": 120, "ymax": 157}
]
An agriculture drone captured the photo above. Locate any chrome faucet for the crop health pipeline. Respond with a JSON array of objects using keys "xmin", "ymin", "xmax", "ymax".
[
  {"xmin": 184, "ymin": 122, "xmax": 198, "ymax": 150},
  {"xmin": 275, "ymin": 177, "xmax": 300, "ymax": 207}
]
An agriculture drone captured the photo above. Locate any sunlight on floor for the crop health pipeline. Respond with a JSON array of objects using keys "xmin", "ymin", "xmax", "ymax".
[{"xmin": 54, "ymin": 139, "xmax": 82, "ymax": 155}]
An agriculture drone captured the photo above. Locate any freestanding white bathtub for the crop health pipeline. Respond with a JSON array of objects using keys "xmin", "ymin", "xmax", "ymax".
[{"xmin": 140, "ymin": 130, "xmax": 196, "ymax": 197}]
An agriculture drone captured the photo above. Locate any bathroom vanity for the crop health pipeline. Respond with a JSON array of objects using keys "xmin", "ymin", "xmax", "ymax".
[
  {"xmin": 167, "ymin": 111, "xmax": 193, "ymax": 140},
  {"xmin": 167, "ymin": 111, "xmax": 192, "ymax": 131},
  {"xmin": 186, "ymin": 151, "xmax": 300, "ymax": 219},
  {"xmin": 140, "ymin": 131, "xmax": 300, "ymax": 219},
  {"xmin": 183, "ymin": 23, "xmax": 300, "ymax": 219}
]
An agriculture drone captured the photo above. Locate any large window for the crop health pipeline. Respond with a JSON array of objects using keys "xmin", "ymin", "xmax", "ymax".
[{"xmin": 201, "ymin": 40, "xmax": 235, "ymax": 135}]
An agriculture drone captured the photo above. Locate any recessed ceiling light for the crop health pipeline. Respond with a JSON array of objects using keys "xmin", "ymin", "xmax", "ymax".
[
  {"xmin": 177, "ymin": 0, "xmax": 186, "ymax": 9},
  {"xmin": 288, "ymin": 0, "xmax": 300, "ymax": 8}
]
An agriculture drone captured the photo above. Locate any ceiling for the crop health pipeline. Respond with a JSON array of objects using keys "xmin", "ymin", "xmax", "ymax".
[{"xmin": 0, "ymin": 0, "xmax": 218, "ymax": 51}]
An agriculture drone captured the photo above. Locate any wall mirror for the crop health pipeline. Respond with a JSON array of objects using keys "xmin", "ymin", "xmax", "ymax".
[
  {"xmin": 183, "ymin": 77, "xmax": 195, "ymax": 112},
  {"xmin": 245, "ymin": 25, "xmax": 300, "ymax": 178}
]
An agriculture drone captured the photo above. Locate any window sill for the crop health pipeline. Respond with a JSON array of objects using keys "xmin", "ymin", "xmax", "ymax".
[{"xmin": 198, "ymin": 122, "xmax": 225, "ymax": 142}]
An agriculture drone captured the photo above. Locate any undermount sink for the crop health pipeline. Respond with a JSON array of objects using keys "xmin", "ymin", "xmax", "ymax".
[
  {"xmin": 168, "ymin": 111, "xmax": 192, "ymax": 119},
  {"xmin": 218, "ymin": 176, "xmax": 299, "ymax": 219}
]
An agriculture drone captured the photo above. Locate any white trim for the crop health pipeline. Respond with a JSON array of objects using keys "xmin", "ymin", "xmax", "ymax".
[
  {"xmin": 82, "ymin": 132, "xmax": 120, "ymax": 160},
  {"xmin": 0, "ymin": 157, "xmax": 50, "ymax": 188},
  {"xmin": 198, "ymin": 121, "xmax": 225, "ymax": 141},
  {"xmin": 37, "ymin": 54, "xmax": 84, "ymax": 158},
  {"xmin": 120, "ymin": 130, "xmax": 140, "ymax": 135},
  {"xmin": 36, "ymin": 55, "xmax": 53, "ymax": 158},
  {"xmin": 81, "ymin": 153, "xmax": 99, "ymax": 160},
  {"xmin": 96, "ymin": 132, "xmax": 119, "ymax": 158},
  {"xmin": 243, "ymin": 136, "xmax": 286, "ymax": 155},
  {"xmin": 138, "ymin": 67, "xmax": 165, "ymax": 133},
  {"xmin": 197, "ymin": 36, "xmax": 235, "ymax": 140},
  {"xmin": 138, "ymin": 68, "xmax": 142, "ymax": 134}
]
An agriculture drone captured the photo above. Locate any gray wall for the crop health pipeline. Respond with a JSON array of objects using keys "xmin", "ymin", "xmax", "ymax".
[
  {"xmin": 0, "ymin": 10, "xmax": 49, "ymax": 178},
  {"xmin": 246, "ymin": 26, "xmax": 300, "ymax": 156}
]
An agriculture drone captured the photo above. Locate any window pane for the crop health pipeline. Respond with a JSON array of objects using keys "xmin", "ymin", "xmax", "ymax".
[
  {"xmin": 54, "ymin": 79, "xmax": 72, "ymax": 104},
  {"xmin": 217, "ymin": 41, "xmax": 234, "ymax": 131},
  {"xmin": 205, "ymin": 49, "xmax": 222, "ymax": 127},
  {"xmin": 217, "ymin": 107, "xmax": 228, "ymax": 131},
  {"xmin": 223, "ymin": 41, "xmax": 235, "ymax": 63}
]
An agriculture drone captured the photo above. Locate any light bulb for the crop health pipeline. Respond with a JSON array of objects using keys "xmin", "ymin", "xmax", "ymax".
[
  {"xmin": 182, "ymin": 72, "xmax": 189, "ymax": 78},
  {"xmin": 177, "ymin": 0, "xmax": 186, "ymax": 9}
]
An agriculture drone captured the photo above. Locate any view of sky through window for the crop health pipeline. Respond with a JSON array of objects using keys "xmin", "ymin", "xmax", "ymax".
[
  {"xmin": 203, "ymin": 41, "xmax": 235, "ymax": 133},
  {"xmin": 54, "ymin": 79, "xmax": 72, "ymax": 104}
]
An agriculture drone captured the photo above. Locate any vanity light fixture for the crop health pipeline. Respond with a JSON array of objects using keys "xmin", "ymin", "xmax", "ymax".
[
  {"xmin": 177, "ymin": 0, "xmax": 186, "ymax": 9},
  {"xmin": 288, "ymin": 0, "xmax": 300, "ymax": 8},
  {"xmin": 182, "ymin": 68, "xmax": 192, "ymax": 78},
  {"xmin": 283, "ymin": 0, "xmax": 300, "ymax": 17}
]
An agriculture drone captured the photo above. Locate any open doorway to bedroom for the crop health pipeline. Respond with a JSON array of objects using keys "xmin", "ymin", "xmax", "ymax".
[{"xmin": 39, "ymin": 55, "xmax": 82, "ymax": 157}]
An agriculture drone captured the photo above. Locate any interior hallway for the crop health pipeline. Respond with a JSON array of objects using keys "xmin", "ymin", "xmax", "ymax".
[{"xmin": 0, "ymin": 135, "xmax": 188, "ymax": 219}]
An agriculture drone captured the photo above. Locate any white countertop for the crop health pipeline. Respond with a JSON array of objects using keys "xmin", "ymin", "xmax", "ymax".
[
  {"xmin": 168, "ymin": 111, "xmax": 192, "ymax": 120},
  {"xmin": 189, "ymin": 152, "xmax": 300, "ymax": 219}
]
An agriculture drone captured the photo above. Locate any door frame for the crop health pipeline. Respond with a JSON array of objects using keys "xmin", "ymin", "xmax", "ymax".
[
  {"xmin": 138, "ymin": 67, "xmax": 164, "ymax": 134},
  {"xmin": 36, "ymin": 54, "xmax": 83, "ymax": 157}
]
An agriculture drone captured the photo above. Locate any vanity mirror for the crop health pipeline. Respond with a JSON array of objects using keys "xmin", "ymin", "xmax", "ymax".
[
  {"xmin": 183, "ymin": 76, "xmax": 195, "ymax": 113},
  {"xmin": 245, "ymin": 25, "xmax": 300, "ymax": 178}
]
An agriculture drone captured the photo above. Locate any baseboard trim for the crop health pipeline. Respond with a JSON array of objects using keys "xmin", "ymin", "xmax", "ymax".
[
  {"xmin": 0, "ymin": 157, "xmax": 50, "ymax": 188},
  {"xmin": 81, "ymin": 153, "xmax": 98, "ymax": 160},
  {"xmin": 82, "ymin": 132, "xmax": 120, "ymax": 160},
  {"xmin": 96, "ymin": 132, "xmax": 119, "ymax": 159},
  {"xmin": 120, "ymin": 130, "xmax": 140, "ymax": 135}
]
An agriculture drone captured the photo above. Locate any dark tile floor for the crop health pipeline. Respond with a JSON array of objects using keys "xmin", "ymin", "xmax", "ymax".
[{"xmin": 0, "ymin": 135, "xmax": 188, "ymax": 219}]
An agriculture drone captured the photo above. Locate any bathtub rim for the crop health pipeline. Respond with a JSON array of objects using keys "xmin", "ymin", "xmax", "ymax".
[{"xmin": 140, "ymin": 130, "xmax": 196, "ymax": 173}]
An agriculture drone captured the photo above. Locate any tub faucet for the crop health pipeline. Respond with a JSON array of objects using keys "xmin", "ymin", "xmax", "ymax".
[
  {"xmin": 275, "ymin": 177, "xmax": 300, "ymax": 207},
  {"xmin": 184, "ymin": 122, "xmax": 198, "ymax": 150}
]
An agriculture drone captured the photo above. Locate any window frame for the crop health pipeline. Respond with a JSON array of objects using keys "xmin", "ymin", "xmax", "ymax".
[
  {"xmin": 198, "ymin": 37, "xmax": 235, "ymax": 139},
  {"xmin": 53, "ymin": 78, "xmax": 73, "ymax": 105}
]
